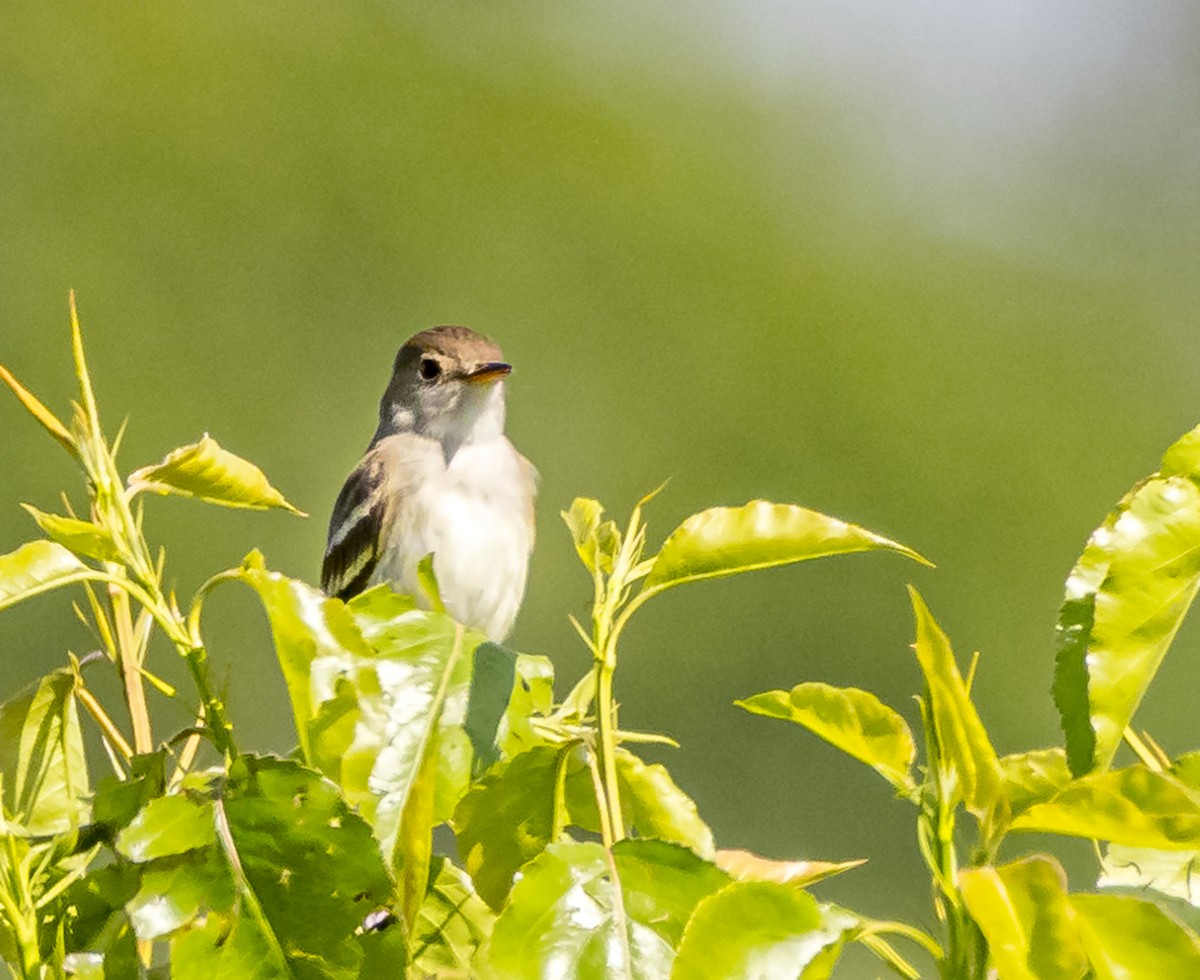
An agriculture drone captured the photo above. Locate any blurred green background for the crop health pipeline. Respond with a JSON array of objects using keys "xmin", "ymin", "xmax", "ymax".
[{"xmin": 3, "ymin": 0, "xmax": 1200, "ymax": 961}]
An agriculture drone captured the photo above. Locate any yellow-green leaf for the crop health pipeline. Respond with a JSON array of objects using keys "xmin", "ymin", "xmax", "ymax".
[
  {"xmin": 1071, "ymin": 893, "xmax": 1200, "ymax": 978},
  {"xmin": 959, "ymin": 856, "xmax": 1088, "ymax": 980},
  {"xmin": 128, "ymin": 434, "xmax": 305, "ymax": 514},
  {"xmin": 1011, "ymin": 766, "xmax": 1200, "ymax": 849},
  {"xmin": 713, "ymin": 849, "xmax": 866, "ymax": 888},
  {"xmin": 0, "ymin": 540, "xmax": 90, "ymax": 612},
  {"xmin": 1054, "ymin": 422, "xmax": 1200, "ymax": 775},
  {"xmin": 22, "ymin": 504, "xmax": 122, "ymax": 563},
  {"xmin": 738, "ymin": 683, "xmax": 916, "ymax": 791},
  {"xmin": 642, "ymin": 500, "xmax": 931, "ymax": 597},
  {"xmin": 910, "ymin": 586, "xmax": 1002, "ymax": 817}
]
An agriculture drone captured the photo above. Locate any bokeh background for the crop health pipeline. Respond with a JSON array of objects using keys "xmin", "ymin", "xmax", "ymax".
[{"xmin": 4, "ymin": 1, "xmax": 1200, "ymax": 971}]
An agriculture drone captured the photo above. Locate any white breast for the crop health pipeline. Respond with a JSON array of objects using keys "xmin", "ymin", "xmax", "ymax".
[{"xmin": 374, "ymin": 437, "xmax": 533, "ymax": 641}]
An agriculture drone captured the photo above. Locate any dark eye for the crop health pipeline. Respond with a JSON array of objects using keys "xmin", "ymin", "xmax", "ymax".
[{"xmin": 418, "ymin": 357, "xmax": 441, "ymax": 381}]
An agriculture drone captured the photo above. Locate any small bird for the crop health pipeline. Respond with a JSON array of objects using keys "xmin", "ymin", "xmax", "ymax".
[{"xmin": 321, "ymin": 326, "xmax": 536, "ymax": 641}]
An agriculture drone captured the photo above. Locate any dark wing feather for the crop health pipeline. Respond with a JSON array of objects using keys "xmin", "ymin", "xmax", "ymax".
[{"xmin": 321, "ymin": 459, "xmax": 388, "ymax": 601}]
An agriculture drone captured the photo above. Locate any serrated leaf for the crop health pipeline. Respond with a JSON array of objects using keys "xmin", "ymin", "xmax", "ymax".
[
  {"xmin": 0, "ymin": 668, "xmax": 90, "ymax": 834},
  {"xmin": 1054, "ymin": 423, "xmax": 1200, "ymax": 775},
  {"xmin": 1011, "ymin": 766, "xmax": 1200, "ymax": 848},
  {"xmin": 672, "ymin": 881, "xmax": 854, "ymax": 980},
  {"xmin": 0, "ymin": 539, "xmax": 90, "ymax": 613},
  {"xmin": 641, "ymin": 500, "xmax": 931, "ymax": 597},
  {"xmin": 958, "ymin": 856, "xmax": 1088, "ymax": 980},
  {"xmin": 1070, "ymin": 892, "xmax": 1200, "ymax": 978},
  {"xmin": 485, "ymin": 840, "xmax": 728, "ymax": 979},
  {"xmin": 713, "ymin": 849, "xmax": 866, "ymax": 887},
  {"xmin": 909, "ymin": 586, "xmax": 1002, "ymax": 817},
  {"xmin": 21, "ymin": 505, "xmax": 122, "ymax": 563},
  {"xmin": 129, "ymin": 434, "xmax": 304, "ymax": 514},
  {"xmin": 737, "ymin": 683, "xmax": 916, "ymax": 791},
  {"xmin": 124, "ymin": 755, "xmax": 391, "ymax": 978}
]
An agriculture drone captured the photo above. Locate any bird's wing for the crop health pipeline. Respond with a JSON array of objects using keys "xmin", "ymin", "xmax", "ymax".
[{"xmin": 321, "ymin": 449, "xmax": 394, "ymax": 601}]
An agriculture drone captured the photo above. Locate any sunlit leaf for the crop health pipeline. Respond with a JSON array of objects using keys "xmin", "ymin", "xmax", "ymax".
[
  {"xmin": 411, "ymin": 856, "xmax": 493, "ymax": 977},
  {"xmin": 122, "ymin": 755, "xmax": 391, "ymax": 977},
  {"xmin": 562, "ymin": 497, "xmax": 605, "ymax": 573},
  {"xmin": 672, "ymin": 881, "xmax": 855, "ymax": 980},
  {"xmin": 453, "ymin": 744, "xmax": 572, "ymax": 911},
  {"xmin": 0, "ymin": 359, "xmax": 77, "ymax": 457},
  {"xmin": 1011, "ymin": 766, "xmax": 1200, "ymax": 848},
  {"xmin": 565, "ymin": 746, "xmax": 714, "ymax": 857},
  {"xmin": 0, "ymin": 668, "xmax": 90, "ymax": 834},
  {"xmin": 909, "ymin": 587, "xmax": 1002, "ymax": 817},
  {"xmin": 713, "ymin": 849, "xmax": 866, "ymax": 888},
  {"xmin": 484, "ymin": 840, "xmax": 727, "ymax": 979},
  {"xmin": 1099, "ymin": 843, "xmax": 1200, "ymax": 908},
  {"xmin": 21, "ymin": 505, "xmax": 122, "ymax": 563},
  {"xmin": 641, "ymin": 500, "xmax": 931, "ymax": 597},
  {"xmin": 1070, "ymin": 892, "xmax": 1200, "ymax": 978},
  {"xmin": 1054, "ymin": 423, "xmax": 1200, "ymax": 775},
  {"xmin": 999, "ymin": 748, "xmax": 1073, "ymax": 817},
  {"xmin": 958, "ymin": 856, "xmax": 1088, "ymax": 980},
  {"xmin": 237, "ymin": 569, "xmax": 485, "ymax": 867},
  {"xmin": 737, "ymin": 683, "xmax": 916, "ymax": 791},
  {"xmin": 128, "ymin": 433, "xmax": 305, "ymax": 514},
  {"xmin": 115, "ymin": 794, "xmax": 216, "ymax": 863},
  {"xmin": 0, "ymin": 539, "xmax": 91, "ymax": 613}
]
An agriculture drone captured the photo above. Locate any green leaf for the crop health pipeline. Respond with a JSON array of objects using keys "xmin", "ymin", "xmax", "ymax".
[
  {"xmin": 1054, "ymin": 423, "xmax": 1200, "ymax": 775},
  {"xmin": 564, "ymin": 747, "xmax": 714, "ymax": 857},
  {"xmin": 999, "ymin": 748, "xmax": 1073, "ymax": 817},
  {"xmin": 21, "ymin": 505, "xmax": 122, "ymax": 563},
  {"xmin": 123, "ymin": 755, "xmax": 392, "ymax": 978},
  {"xmin": 672, "ymin": 881, "xmax": 854, "ymax": 980},
  {"xmin": 500, "ymin": 653, "xmax": 556, "ymax": 758},
  {"xmin": 909, "ymin": 586, "xmax": 1002, "ymax": 817},
  {"xmin": 411, "ymin": 857, "xmax": 493, "ymax": 977},
  {"xmin": 128, "ymin": 433, "xmax": 305, "ymax": 514},
  {"xmin": 0, "ymin": 539, "xmax": 90, "ymax": 613},
  {"xmin": 737, "ymin": 683, "xmax": 916, "ymax": 791},
  {"xmin": 0, "ymin": 668, "xmax": 90, "ymax": 834},
  {"xmin": 1011, "ymin": 766, "xmax": 1200, "ymax": 848},
  {"xmin": 115, "ymin": 795, "xmax": 216, "ymax": 862},
  {"xmin": 1099, "ymin": 843, "xmax": 1200, "ymax": 908},
  {"xmin": 464, "ymin": 641, "xmax": 518, "ymax": 776},
  {"xmin": 712, "ymin": 849, "xmax": 866, "ymax": 888},
  {"xmin": 958, "ymin": 856, "xmax": 1088, "ymax": 980},
  {"xmin": 237, "ymin": 568, "xmax": 485, "ymax": 866},
  {"xmin": 1070, "ymin": 893, "xmax": 1200, "ymax": 978},
  {"xmin": 562, "ymin": 497, "xmax": 605, "ymax": 573},
  {"xmin": 235, "ymin": 563, "xmax": 373, "ymax": 762},
  {"xmin": 641, "ymin": 500, "xmax": 931, "ymax": 597},
  {"xmin": 452, "ymin": 744, "xmax": 572, "ymax": 911},
  {"xmin": 485, "ymin": 840, "xmax": 728, "ymax": 979}
]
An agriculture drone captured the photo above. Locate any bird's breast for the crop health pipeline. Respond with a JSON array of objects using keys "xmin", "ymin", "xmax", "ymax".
[{"xmin": 377, "ymin": 438, "xmax": 534, "ymax": 640}]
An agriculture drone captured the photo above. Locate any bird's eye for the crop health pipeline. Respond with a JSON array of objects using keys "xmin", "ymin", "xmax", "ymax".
[{"xmin": 418, "ymin": 357, "xmax": 441, "ymax": 381}]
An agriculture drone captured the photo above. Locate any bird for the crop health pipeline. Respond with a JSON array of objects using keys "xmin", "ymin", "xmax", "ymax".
[{"xmin": 321, "ymin": 326, "xmax": 536, "ymax": 641}]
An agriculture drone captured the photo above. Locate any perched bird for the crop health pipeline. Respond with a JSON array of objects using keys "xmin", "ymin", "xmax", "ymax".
[{"xmin": 321, "ymin": 326, "xmax": 536, "ymax": 641}]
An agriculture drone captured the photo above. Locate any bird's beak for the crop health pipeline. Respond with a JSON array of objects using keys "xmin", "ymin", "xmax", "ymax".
[{"xmin": 464, "ymin": 362, "xmax": 512, "ymax": 385}]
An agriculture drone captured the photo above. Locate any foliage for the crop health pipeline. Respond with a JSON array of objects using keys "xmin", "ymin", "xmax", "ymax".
[{"xmin": 3, "ymin": 298, "xmax": 1200, "ymax": 977}]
